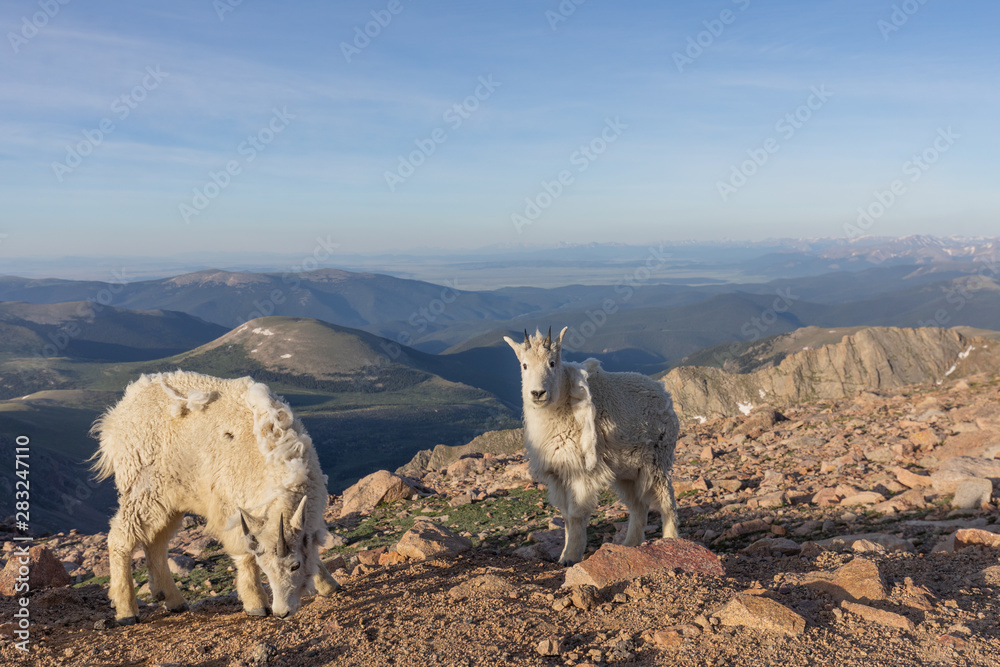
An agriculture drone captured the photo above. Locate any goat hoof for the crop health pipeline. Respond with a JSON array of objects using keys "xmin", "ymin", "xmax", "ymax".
[
  {"xmin": 167, "ymin": 602, "xmax": 189, "ymax": 613},
  {"xmin": 558, "ymin": 558, "xmax": 577, "ymax": 567},
  {"xmin": 116, "ymin": 616, "xmax": 138, "ymax": 626},
  {"xmin": 245, "ymin": 607, "xmax": 270, "ymax": 617}
]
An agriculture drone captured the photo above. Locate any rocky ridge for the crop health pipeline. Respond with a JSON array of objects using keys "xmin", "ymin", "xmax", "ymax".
[{"xmin": 661, "ymin": 326, "xmax": 1000, "ymax": 419}]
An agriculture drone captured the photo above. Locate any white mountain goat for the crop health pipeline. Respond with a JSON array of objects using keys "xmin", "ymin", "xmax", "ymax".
[
  {"xmin": 504, "ymin": 327, "xmax": 680, "ymax": 565},
  {"xmin": 91, "ymin": 370, "xmax": 340, "ymax": 625}
]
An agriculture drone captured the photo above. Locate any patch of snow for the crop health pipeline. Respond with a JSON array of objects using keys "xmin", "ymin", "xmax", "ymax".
[
  {"xmin": 944, "ymin": 364, "xmax": 957, "ymax": 377},
  {"xmin": 801, "ymin": 346, "xmax": 812, "ymax": 351},
  {"xmin": 958, "ymin": 345, "xmax": 975, "ymax": 359},
  {"xmin": 250, "ymin": 348, "xmax": 258, "ymax": 353},
  {"xmin": 252, "ymin": 328, "xmax": 274, "ymax": 336},
  {"xmin": 236, "ymin": 326, "xmax": 248, "ymax": 334},
  {"xmin": 694, "ymin": 415, "xmax": 707, "ymax": 424},
  {"xmin": 737, "ymin": 401, "xmax": 753, "ymax": 416},
  {"xmin": 279, "ymin": 353, "xmax": 292, "ymax": 359},
  {"xmin": 758, "ymin": 389, "xmax": 766, "ymax": 399}
]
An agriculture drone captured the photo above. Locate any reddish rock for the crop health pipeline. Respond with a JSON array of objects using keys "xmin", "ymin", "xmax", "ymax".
[
  {"xmin": 563, "ymin": 539, "xmax": 722, "ymax": 589},
  {"xmin": 715, "ymin": 518, "xmax": 771, "ymax": 543},
  {"xmin": 954, "ymin": 528, "xmax": 1000, "ymax": 550},
  {"xmin": 799, "ymin": 557, "xmax": 887, "ymax": 603},
  {"xmin": 931, "ymin": 457, "xmax": 1000, "ymax": 494},
  {"xmin": 715, "ymin": 594, "xmax": 806, "ymax": 636},
  {"xmin": 356, "ymin": 546, "xmax": 387, "ymax": 566},
  {"xmin": 0, "ymin": 546, "xmax": 71, "ymax": 595},
  {"xmin": 378, "ymin": 550, "xmax": 408, "ymax": 566},
  {"xmin": 841, "ymin": 600, "xmax": 915, "ymax": 630},
  {"xmin": 908, "ymin": 429, "xmax": 941, "ymax": 449},
  {"xmin": 338, "ymin": 470, "xmax": 417, "ymax": 519},
  {"xmin": 394, "ymin": 521, "xmax": 472, "ymax": 561}
]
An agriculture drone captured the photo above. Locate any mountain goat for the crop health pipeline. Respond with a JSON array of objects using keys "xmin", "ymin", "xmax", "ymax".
[
  {"xmin": 91, "ymin": 370, "xmax": 340, "ymax": 625},
  {"xmin": 504, "ymin": 327, "xmax": 680, "ymax": 565}
]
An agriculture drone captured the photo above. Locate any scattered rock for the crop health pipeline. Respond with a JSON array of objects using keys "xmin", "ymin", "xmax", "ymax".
[
  {"xmin": 356, "ymin": 547, "xmax": 387, "ymax": 566},
  {"xmin": 536, "ymin": 637, "xmax": 562, "ymax": 656},
  {"xmin": 954, "ymin": 528, "xmax": 1000, "ymax": 550},
  {"xmin": 248, "ymin": 641, "xmax": 278, "ymax": 665},
  {"xmin": 715, "ymin": 594, "xmax": 806, "ymax": 636},
  {"xmin": 378, "ymin": 550, "xmax": 408, "ymax": 566},
  {"xmin": 930, "ymin": 457, "xmax": 1000, "ymax": 494},
  {"xmin": 840, "ymin": 600, "xmax": 915, "ymax": 630},
  {"xmin": 798, "ymin": 557, "xmax": 887, "ymax": 603},
  {"xmin": 167, "ymin": 554, "xmax": 196, "ymax": 577},
  {"xmin": 448, "ymin": 574, "xmax": 513, "ymax": 600},
  {"xmin": 563, "ymin": 539, "xmax": 723, "ymax": 589},
  {"xmin": 839, "ymin": 491, "xmax": 886, "ymax": 506},
  {"xmin": 815, "ymin": 533, "xmax": 914, "ymax": 553},
  {"xmin": 394, "ymin": 522, "xmax": 472, "ymax": 561},
  {"xmin": 742, "ymin": 537, "xmax": 801, "ymax": 556},
  {"xmin": 569, "ymin": 584, "xmax": 601, "ymax": 611},
  {"xmin": 951, "ymin": 478, "xmax": 993, "ymax": 509}
]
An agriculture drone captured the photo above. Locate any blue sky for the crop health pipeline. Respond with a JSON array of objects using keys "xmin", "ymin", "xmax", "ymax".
[{"xmin": 0, "ymin": 0, "xmax": 997, "ymax": 261}]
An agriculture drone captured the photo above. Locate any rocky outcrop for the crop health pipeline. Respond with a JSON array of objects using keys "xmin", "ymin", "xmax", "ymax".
[
  {"xmin": 662, "ymin": 327, "xmax": 1000, "ymax": 418},
  {"xmin": 397, "ymin": 429, "xmax": 524, "ymax": 475}
]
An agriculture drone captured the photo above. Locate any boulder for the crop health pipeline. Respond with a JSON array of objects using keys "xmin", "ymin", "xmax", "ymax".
[
  {"xmin": 954, "ymin": 528, "xmax": 1000, "ymax": 550},
  {"xmin": 563, "ymin": 539, "xmax": 722, "ymax": 589},
  {"xmin": 951, "ymin": 478, "xmax": 993, "ymax": 509},
  {"xmin": 841, "ymin": 600, "xmax": 915, "ymax": 630},
  {"xmin": 0, "ymin": 546, "xmax": 71, "ymax": 595},
  {"xmin": 394, "ymin": 521, "xmax": 472, "ymax": 561},
  {"xmin": 814, "ymin": 533, "xmax": 914, "ymax": 553},
  {"xmin": 798, "ymin": 557, "xmax": 887, "ymax": 603},
  {"xmin": 715, "ymin": 594, "xmax": 806, "ymax": 636},
  {"xmin": 931, "ymin": 457, "xmax": 1000, "ymax": 494},
  {"xmin": 339, "ymin": 470, "xmax": 417, "ymax": 519}
]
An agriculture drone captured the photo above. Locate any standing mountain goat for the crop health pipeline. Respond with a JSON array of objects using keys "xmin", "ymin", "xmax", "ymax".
[
  {"xmin": 91, "ymin": 370, "xmax": 340, "ymax": 625},
  {"xmin": 504, "ymin": 327, "xmax": 680, "ymax": 565}
]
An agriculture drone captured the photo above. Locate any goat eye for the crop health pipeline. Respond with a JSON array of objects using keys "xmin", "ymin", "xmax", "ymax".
[
  {"xmin": 290, "ymin": 561, "xmax": 301, "ymax": 572},
  {"xmin": 522, "ymin": 363, "xmax": 527, "ymax": 370},
  {"xmin": 549, "ymin": 360, "xmax": 555, "ymax": 367}
]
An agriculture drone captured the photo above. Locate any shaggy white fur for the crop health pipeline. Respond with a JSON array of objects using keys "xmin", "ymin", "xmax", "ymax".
[
  {"xmin": 505, "ymin": 327, "xmax": 680, "ymax": 565},
  {"xmin": 91, "ymin": 370, "xmax": 340, "ymax": 625}
]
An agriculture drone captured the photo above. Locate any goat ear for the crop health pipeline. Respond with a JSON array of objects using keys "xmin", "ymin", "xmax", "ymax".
[
  {"xmin": 503, "ymin": 336, "xmax": 522, "ymax": 358},
  {"xmin": 290, "ymin": 495, "xmax": 308, "ymax": 531},
  {"xmin": 557, "ymin": 326, "xmax": 568, "ymax": 349}
]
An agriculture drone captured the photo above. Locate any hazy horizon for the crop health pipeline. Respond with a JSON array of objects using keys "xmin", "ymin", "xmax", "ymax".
[{"xmin": 1, "ymin": 1, "xmax": 998, "ymax": 263}]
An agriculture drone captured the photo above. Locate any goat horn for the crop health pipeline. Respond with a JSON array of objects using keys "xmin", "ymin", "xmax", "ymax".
[
  {"xmin": 240, "ymin": 512, "xmax": 251, "ymax": 536},
  {"xmin": 524, "ymin": 329, "xmax": 531, "ymax": 348},
  {"xmin": 277, "ymin": 514, "xmax": 289, "ymax": 558},
  {"xmin": 544, "ymin": 327, "xmax": 552, "ymax": 348}
]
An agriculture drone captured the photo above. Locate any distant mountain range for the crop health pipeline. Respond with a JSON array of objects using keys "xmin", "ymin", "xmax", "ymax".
[{"xmin": 3, "ymin": 236, "xmax": 999, "ymax": 533}]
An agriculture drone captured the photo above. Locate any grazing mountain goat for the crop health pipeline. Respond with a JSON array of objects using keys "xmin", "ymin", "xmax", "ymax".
[
  {"xmin": 504, "ymin": 327, "xmax": 680, "ymax": 565},
  {"xmin": 91, "ymin": 370, "xmax": 340, "ymax": 625}
]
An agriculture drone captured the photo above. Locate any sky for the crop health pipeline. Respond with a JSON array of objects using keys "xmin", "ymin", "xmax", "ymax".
[{"xmin": 0, "ymin": 0, "xmax": 998, "ymax": 264}]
